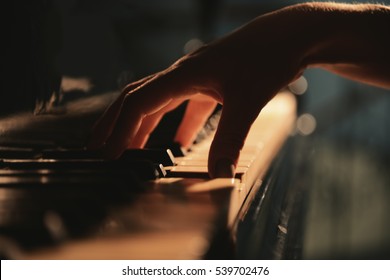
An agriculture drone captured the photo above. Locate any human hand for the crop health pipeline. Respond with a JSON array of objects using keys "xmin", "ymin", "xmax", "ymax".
[{"xmin": 87, "ymin": 6, "xmax": 308, "ymax": 177}]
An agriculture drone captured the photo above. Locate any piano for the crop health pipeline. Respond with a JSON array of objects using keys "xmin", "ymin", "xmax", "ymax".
[
  {"xmin": 1, "ymin": 0, "xmax": 307, "ymax": 260},
  {"xmin": 6, "ymin": 0, "xmax": 389, "ymax": 261},
  {"xmin": 0, "ymin": 89, "xmax": 297, "ymax": 260}
]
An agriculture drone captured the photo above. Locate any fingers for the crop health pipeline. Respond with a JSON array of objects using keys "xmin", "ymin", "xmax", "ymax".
[
  {"xmin": 208, "ymin": 99, "xmax": 262, "ymax": 178},
  {"xmin": 129, "ymin": 98, "xmax": 185, "ymax": 148},
  {"xmin": 102, "ymin": 93, "xmax": 172, "ymax": 158},
  {"xmin": 87, "ymin": 75, "xmax": 154, "ymax": 149},
  {"xmin": 87, "ymin": 92, "xmax": 127, "ymax": 150},
  {"xmin": 174, "ymin": 94, "xmax": 218, "ymax": 148},
  {"xmin": 101, "ymin": 68, "xmax": 196, "ymax": 158}
]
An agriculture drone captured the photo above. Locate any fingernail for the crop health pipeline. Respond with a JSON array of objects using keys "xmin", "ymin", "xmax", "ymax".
[{"xmin": 214, "ymin": 158, "xmax": 235, "ymax": 178}]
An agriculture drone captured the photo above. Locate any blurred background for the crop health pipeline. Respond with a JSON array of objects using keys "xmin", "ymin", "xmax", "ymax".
[{"xmin": 2, "ymin": 0, "xmax": 390, "ymax": 259}]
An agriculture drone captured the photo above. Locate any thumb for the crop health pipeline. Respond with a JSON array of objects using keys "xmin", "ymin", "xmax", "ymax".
[{"xmin": 208, "ymin": 100, "xmax": 261, "ymax": 178}]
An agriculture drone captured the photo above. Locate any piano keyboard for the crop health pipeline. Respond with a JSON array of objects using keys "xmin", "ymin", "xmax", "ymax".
[{"xmin": 0, "ymin": 92, "xmax": 296, "ymax": 259}]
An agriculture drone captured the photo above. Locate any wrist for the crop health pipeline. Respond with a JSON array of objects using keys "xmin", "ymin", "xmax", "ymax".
[{"xmin": 292, "ymin": 2, "xmax": 390, "ymax": 69}]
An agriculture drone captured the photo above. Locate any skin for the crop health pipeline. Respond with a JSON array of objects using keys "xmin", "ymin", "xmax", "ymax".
[{"xmin": 88, "ymin": 2, "xmax": 390, "ymax": 178}]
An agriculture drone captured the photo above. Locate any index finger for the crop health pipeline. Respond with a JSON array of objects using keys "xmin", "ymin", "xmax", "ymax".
[
  {"xmin": 87, "ymin": 75, "xmax": 154, "ymax": 150},
  {"xmin": 102, "ymin": 68, "xmax": 200, "ymax": 158}
]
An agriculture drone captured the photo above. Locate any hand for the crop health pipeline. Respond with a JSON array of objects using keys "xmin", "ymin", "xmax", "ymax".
[
  {"xmin": 88, "ymin": 6, "xmax": 306, "ymax": 178},
  {"xmin": 87, "ymin": 2, "xmax": 390, "ymax": 177}
]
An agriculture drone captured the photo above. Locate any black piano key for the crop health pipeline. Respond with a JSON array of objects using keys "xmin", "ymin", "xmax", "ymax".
[
  {"xmin": 148, "ymin": 142, "xmax": 187, "ymax": 157},
  {"xmin": 154, "ymin": 163, "xmax": 167, "ymax": 178},
  {"xmin": 165, "ymin": 142, "xmax": 187, "ymax": 158},
  {"xmin": 0, "ymin": 159, "xmax": 164, "ymax": 181},
  {"xmin": 120, "ymin": 148, "xmax": 175, "ymax": 166},
  {"xmin": 41, "ymin": 148, "xmax": 103, "ymax": 159},
  {"xmin": 42, "ymin": 148, "xmax": 179, "ymax": 166},
  {"xmin": 125, "ymin": 160, "xmax": 165, "ymax": 180},
  {"xmin": 0, "ymin": 159, "xmax": 117, "ymax": 170},
  {"xmin": 0, "ymin": 147, "xmax": 40, "ymax": 159},
  {"xmin": 169, "ymin": 143, "xmax": 187, "ymax": 157}
]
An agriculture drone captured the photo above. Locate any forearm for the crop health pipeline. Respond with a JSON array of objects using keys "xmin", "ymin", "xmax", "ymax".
[{"xmin": 294, "ymin": 2, "xmax": 390, "ymax": 88}]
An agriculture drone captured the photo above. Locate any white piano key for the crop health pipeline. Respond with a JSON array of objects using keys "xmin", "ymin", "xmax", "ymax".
[{"xmin": 169, "ymin": 165, "xmax": 248, "ymax": 175}]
